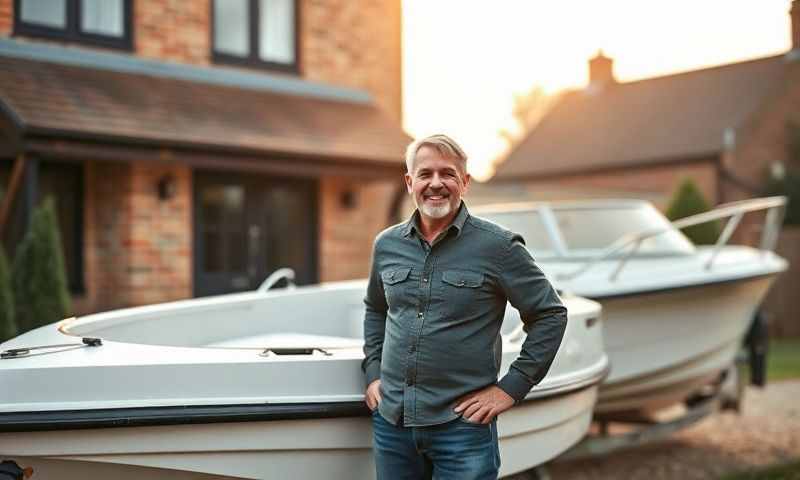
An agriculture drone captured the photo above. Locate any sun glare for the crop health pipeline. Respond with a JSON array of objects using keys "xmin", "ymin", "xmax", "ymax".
[{"xmin": 402, "ymin": 0, "xmax": 792, "ymax": 181}]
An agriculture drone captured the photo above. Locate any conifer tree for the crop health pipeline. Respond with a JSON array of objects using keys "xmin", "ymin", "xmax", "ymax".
[
  {"xmin": 0, "ymin": 247, "xmax": 15, "ymax": 343},
  {"xmin": 12, "ymin": 196, "xmax": 71, "ymax": 334},
  {"xmin": 665, "ymin": 178, "xmax": 721, "ymax": 245}
]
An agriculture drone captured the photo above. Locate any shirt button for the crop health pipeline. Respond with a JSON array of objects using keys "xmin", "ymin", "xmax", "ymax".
[
  {"xmin": 417, "ymin": 312, "xmax": 423, "ymax": 318},
  {"xmin": 423, "ymin": 277, "xmax": 428, "ymax": 283}
]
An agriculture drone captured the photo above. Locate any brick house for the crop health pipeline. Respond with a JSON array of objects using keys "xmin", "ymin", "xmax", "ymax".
[
  {"xmin": 475, "ymin": 2, "xmax": 800, "ymax": 212},
  {"xmin": 0, "ymin": 0, "xmax": 409, "ymax": 315}
]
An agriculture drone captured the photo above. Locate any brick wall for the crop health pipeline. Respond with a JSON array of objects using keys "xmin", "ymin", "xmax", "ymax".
[
  {"xmin": 724, "ymin": 62, "xmax": 800, "ymax": 204},
  {"xmin": 319, "ymin": 176, "xmax": 399, "ymax": 281},
  {"xmin": 77, "ymin": 160, "xmax": 192, "ymax": 314},
  {"xmin": 125, "ymin": 162, "xmax": 192, "ymax": 306},
  {"xmin": 301, "ymin": 0, "xmax": 403, "ymax": 120},
  {"xmin": 76, "ymin": 161, "xmax": 132, "ymax": 314},
  {"xmin": 0, "ymin": 0, "xmax": 10, "ymax": 36},
  {"xmin": 135, "ymin": 0, "xmax": 210, "ymax": 66}
]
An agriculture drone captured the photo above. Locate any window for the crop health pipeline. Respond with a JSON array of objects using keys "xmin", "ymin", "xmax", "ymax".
[
  {"xmin": 212, "ymin": 0, "xmax": 298, "ymax": 72},
  {"xmin": 13, "ymin": 0, "xmax": 132, "ymax": 50}
]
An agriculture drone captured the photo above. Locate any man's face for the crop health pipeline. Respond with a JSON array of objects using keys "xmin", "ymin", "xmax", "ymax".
[{"xmin": 405, "ymin": 145, "xmax": 470, "ymax": 221}]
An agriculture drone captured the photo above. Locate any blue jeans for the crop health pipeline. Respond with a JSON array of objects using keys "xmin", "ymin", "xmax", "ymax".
[{"xmin": 372, "ymin": 409, "xmax": 501, "ymax": 480}]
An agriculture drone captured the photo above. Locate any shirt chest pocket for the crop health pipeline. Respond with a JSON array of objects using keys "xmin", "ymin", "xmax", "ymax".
[
  {"xmin": 381, "ymin": 266, "xmax": 413, "ymax": 308},
  {"xmin": 440, "ymin": 269, "xmax": 485, "ymax": 318}
]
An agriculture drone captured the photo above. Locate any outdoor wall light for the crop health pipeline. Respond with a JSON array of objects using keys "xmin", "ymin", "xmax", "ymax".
[
  {"xmin": 157, "ymin": 175, "xmax": 176, "ymax": 201},
  {"xmin": 340, "ymin": 189, "xmax": 358, "ymax": 209}
]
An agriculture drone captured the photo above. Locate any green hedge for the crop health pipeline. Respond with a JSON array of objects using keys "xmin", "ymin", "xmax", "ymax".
[{"xmin": 764, "ymin": 168, "xmax": 800, "ymax": 226}]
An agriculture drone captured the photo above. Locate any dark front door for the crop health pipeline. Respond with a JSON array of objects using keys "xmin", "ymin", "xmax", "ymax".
[{"xmin": 193, "ymin": 171, "xmax": 317, "ymax": 297}]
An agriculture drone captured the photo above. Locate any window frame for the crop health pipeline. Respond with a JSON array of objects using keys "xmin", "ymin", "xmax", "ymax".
[
  {"xmin": 13, "ymin": 0, "xmax": 134, "ymax": 51},
  {"xmin": 211, "ymin": 0, "xmax": 300, "ymax": 74}
]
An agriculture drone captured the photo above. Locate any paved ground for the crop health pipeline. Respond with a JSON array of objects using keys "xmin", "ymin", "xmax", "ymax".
[{"xmin": 514, "ymin": 380, "xmax": 800, "ymax": 480}]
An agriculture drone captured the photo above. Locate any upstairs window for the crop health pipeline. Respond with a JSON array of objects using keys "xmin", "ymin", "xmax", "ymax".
[
  {"xmin": 213, "ymin": 0, "xmax": 298, "ymax": 73},
  {"xmin": 14, "ymin": 0, "xmax": 133, "ymax": 50}
]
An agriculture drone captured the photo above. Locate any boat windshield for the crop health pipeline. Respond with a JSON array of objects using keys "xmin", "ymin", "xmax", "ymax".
[
  {"xmin": 476, "ymin": 210, "xmax": 553, "ymax": 252},
  {"xmin": 553, "ymin": 206, "xmax": 695, "ymax": 256},
  {"xmin": 479, "ymin": 205, "xmax": 695, "ymax": 258}
]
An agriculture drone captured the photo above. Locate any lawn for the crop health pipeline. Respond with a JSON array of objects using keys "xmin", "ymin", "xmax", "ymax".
[
  {"xmin": 721, "ymin": 460, "xmax": 800, "ymax": 480},
  {"xmin": 768, "ymin": 337, "xmax": 800, "ymax": 382}
]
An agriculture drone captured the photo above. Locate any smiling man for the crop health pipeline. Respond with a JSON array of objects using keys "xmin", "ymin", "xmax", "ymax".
[{"xmin": 362, "ymin": 134, "xmax": 567, "ymax": 479}]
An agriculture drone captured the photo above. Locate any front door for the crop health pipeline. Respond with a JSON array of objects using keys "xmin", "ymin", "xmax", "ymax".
[{"xmin": 193, "ymin": 171, "xmax": 317, "ymax": 297}]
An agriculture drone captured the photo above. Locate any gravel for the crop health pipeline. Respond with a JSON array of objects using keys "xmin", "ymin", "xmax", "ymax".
[{"xmin": 512, "ymin": 380, "xmax": 800, "ymax": 480}]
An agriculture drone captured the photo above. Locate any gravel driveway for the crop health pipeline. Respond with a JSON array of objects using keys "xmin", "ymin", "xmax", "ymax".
[{"xmin": 518, "ymin": 380, "xmax": 800, "ymax": 480}]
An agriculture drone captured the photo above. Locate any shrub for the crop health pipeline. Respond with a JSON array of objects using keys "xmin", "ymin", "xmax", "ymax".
[
  {"xmin": 665, "ymin": 178, "xmax": 721, "ymax": 245},
  {"xmin": 0, "ymin": 247, "xmax": 15, "ymax": 343},
  {"xmin": 764, "ymin": 167, "xmax": 800, "ymax": 226},
  {"xmin": 12, "ymin": 196, "xmax": 71, "ymax": 334}
]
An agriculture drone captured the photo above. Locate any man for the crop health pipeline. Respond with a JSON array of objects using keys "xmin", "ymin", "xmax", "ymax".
[{"xmin": 362, "ymin": 134, "xmax": 567, "ymax": 479}]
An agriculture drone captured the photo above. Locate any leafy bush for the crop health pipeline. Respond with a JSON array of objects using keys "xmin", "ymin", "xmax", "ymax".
[
  {"xmin": 0, "ymin": 247, "xmax": 15, "ymax": 343},
  {"xmin": 665, "ymin": 178, "xmax": 721, "ymax": 245},
  {"xmin": 765, "ymin": 167, "xmax": 800, "ymax": 226},
  {"xmin": 12, "ymin": 196, "xmax": 71, "ymax": 334}
]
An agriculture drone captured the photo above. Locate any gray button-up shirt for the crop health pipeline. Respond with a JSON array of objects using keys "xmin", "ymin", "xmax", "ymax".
[{"xmin": 362, "ymin": 203, "xmax": 567, "ymax": 427}]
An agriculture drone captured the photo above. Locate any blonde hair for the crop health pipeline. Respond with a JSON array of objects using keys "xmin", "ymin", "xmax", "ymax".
[{"xmin": 404, "ymin": 134, "xmax": 468, "ymax": 174}]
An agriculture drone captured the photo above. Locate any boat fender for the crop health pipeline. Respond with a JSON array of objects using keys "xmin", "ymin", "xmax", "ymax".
[{"xmin": 0, "ymin": 460, "xmax": 30, "ymax": 479}]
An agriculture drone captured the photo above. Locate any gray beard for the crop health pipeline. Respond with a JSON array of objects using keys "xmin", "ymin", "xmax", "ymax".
[{"xmin": 420, "ymin": 201, "xmax": 452, "ymax": 219}]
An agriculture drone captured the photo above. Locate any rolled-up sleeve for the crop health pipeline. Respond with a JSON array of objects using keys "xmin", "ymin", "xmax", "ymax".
[
  {"xmin": 362, "ymin": 240, "xmax": 388, "ymax": 386},
  {"xmin": 496, "ymin": 234, "xmax": 568, "ymax": 402}
]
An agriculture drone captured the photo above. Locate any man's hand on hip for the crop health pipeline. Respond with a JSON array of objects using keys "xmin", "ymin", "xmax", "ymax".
[
  {"xmin": 454, "ymin": 385, "xmax": 514, "ymax": 424},
  {"xmin": 365, "ymin": 380, "xmax": 382, "ymax": 411}
]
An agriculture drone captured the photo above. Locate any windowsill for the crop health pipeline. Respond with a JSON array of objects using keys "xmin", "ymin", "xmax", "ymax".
[
  {"xmin": 11, "ymin": 30, "xmax": 133, "ymax": 53},
  {"xmin": 211, "ymin": 52, "xmax": 299, "ymax": 76}
]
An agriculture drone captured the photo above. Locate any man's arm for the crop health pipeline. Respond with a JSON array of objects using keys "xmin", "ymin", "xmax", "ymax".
[
  {"xmin": 362, "ymin": 240, "xmax": 388, "ymax": 408},
  {"xmin": 455, "ymin": 234, "xmax": 567, "ymax": 423},
  {"xmin": 496, "ymin": 234, "xmax": 568, "ymax": 401}
]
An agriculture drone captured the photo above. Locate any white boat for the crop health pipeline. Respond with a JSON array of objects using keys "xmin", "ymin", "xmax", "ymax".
[
  {"xmin": 474, "ymin": 196, "xmax": 788, "ymax": 417},
  {"xmin": 0, "ymin": 274, "xmax": 609, "ymax": 479}
]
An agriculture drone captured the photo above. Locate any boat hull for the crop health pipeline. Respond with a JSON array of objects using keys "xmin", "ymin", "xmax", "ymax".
[
  {"xmin": 2, "ymin": 386, "xmax": 598, "ymax": 479},
  {"xmin": 595, "ymin": 274, "xmax": 775, "ymax": 414}
]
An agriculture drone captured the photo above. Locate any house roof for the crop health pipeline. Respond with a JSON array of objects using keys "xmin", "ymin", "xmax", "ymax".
[
  {"xmin": 0, "ymin": 53, "xmax": 410, "ymax": 173},
  {"xmin": 494, "ymin": 54, "xmax": 788, "ymax": 180}
]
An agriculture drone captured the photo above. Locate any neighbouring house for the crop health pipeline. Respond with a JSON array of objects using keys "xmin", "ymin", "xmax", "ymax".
[
  {"xmin": 0, "ymin": 0, "xmax": 409, "ymax": 315},
  {"xmin": 476, "ymin": 2, "xmax": 800, "ymax": 211}
]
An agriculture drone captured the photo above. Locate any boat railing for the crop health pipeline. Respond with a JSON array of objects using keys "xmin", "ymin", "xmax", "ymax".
[
  {"xmin": 557, "ymin": 196, "xmax": 787, "ymax": 282},
  {"xmin": 258, "ymin": 268, "xmax": 296, "ymax": 292}
]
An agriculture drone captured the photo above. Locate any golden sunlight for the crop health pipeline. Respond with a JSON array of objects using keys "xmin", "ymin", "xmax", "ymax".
[{"xmin": 402, "ymin": 0, "xmax": 792, "ymax": 181}]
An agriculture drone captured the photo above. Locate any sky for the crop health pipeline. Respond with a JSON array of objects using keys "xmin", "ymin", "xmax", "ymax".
[{"xmin": 402, "ymin": 0, "xmax": 793, "ymax": 180}]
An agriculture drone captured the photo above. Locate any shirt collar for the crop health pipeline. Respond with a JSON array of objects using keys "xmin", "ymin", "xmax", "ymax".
[{"xmin": 402, "ymin": 201, "xmax": 470, "ymax": 239}]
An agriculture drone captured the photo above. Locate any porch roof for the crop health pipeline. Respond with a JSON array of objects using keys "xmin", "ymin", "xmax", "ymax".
[{"xmin": 0, "ymin": 53, "xmax": 410, "ymax": 176}]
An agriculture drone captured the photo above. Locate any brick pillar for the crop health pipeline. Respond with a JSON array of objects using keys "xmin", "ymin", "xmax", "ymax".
[
  {"xmin": 82, "ymin": 161, "xmax": 192, "ymax": 314},
  {"xmin": 319, "ymin": 176, "xmax": 397, "ymax": 281}
]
